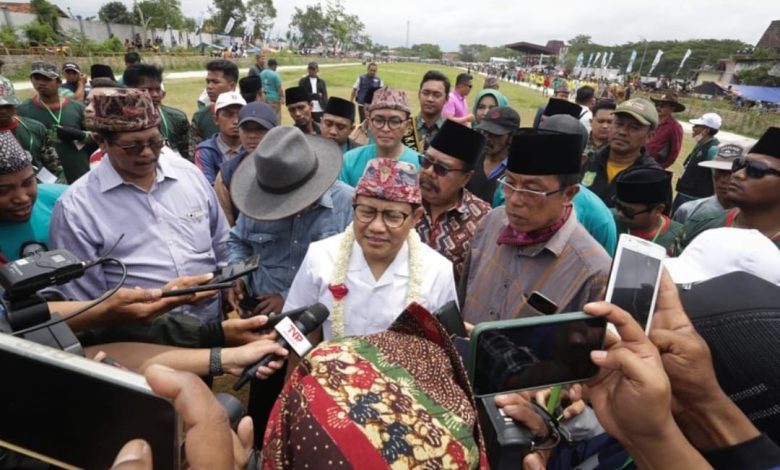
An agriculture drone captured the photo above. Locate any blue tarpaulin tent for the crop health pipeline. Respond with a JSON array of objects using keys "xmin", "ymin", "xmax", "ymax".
[{"xmin": 731, "ymin": 85, "xmax": 780, "ymax": 104}]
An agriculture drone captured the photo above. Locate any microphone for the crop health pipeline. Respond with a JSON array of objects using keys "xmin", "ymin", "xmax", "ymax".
[{"xmin": 233, "ymin": 303, "xmax": 330, "ymax": 390}]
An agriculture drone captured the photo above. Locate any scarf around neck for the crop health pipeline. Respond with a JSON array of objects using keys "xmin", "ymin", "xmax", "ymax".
[{"xmin": 497, "ymin": 205, "xmax": 572, "ymax": 247}]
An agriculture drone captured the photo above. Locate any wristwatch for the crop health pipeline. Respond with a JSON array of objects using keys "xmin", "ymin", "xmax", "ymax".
[{"xmin": 209, "ymin": 347, "xmax": 223, "ymax": 376}]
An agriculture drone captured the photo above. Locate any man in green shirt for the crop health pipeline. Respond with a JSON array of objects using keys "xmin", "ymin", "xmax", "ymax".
[
  {"xmin": 123, "ymin": 63, "xmax": 192, "ymax": 161},
  {"xmin": 0, "ymin": 88, "xmax": 64, "ymax": 183},
  {"xmin": 16, "ymin": 61, "xmax": 93, "ymax": 184},
  {"xmin": 260, "ymin": 58, "xmax": 284, "ymax": 125},
  {"xmin": 613, "ymin": 166, "xmax": 681, "ymax": 253},
  {"xmin": 189, "ymin": 60, "xmax": 238, "ymax": 157}
]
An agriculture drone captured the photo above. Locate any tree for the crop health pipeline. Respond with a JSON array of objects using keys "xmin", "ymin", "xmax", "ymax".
[
  {"xmin": 568, "ymin": 35, "xmax": 592, "ymax": 47},
  {"xmin": 411, "ymin": 43, "xmax": 442, "ymax": 59},
  {"xmin": 459, "ymin": 44, "xmax": 487, "ymax": 62},
  {"xmin": 245, "ymin": 0, "xmax": 276, "ymax": 38},
  {"xmin": 98, "ymin": 1, "xmax": 134, "ymax": 24},
  {"xmin": 324, "ymin": 0, "xmax": 364, "ymax": 51},
  {"xmin": 23, "ymin": 21, "xmax": 57, "ymax": 45},
  {"xmin": 133, "ymin": 0, "xmax": 188, "ymax": 30},
  {"xmin": 206, "ymin": 0, "xmax": 246, "ymax": 35},
  {"xmin": 289, "ymin": 4, "xmax": 327, "ymax": 48},
  {"xmin": 30, "ymin": 0, "xmax": 60, "ymax": 34}
]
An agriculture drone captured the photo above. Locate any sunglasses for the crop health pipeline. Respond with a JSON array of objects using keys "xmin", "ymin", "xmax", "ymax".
[
  {"xmin": 111, "ymin": 138, "xmax": 166, "ymax": 156},
  {"xmin": 612, "ymin": 198, "xmax": 653, "ymax": 220},
  {"xmin": 419, "ymin": 154, "xmax": 469, "ymax": 177},
  {"xmin": 732, "ymin": 157, "xmax": 780, "ymax": 179}
]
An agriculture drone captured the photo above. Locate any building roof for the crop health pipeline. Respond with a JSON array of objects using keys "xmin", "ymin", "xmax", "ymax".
[
  {"xmin": 0, "ymin": 2, "xmax": 68, "ymax": 17},
  {"xmin": 504, "ymin": 39, "xmax": 565, "ymax": 56},
  {"xmin": 756, "ymin": 20, "xmax": 780, "ymax": 51}
]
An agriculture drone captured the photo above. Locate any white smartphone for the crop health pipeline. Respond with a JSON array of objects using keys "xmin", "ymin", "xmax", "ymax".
[
  {"xmin": 605, "ymin": 234, "xmax": 667, "ymax": 333},
  {"xmin": 0, "ymin": 333, "xmax": 180, "ymax": 469}
]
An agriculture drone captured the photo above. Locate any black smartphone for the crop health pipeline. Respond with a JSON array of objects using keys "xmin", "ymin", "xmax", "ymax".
[
  {"xmin": 0, "ymin": 333, "xmax": 180, "ymax": 469},
  {"xmin": 161, "ymin": 255, "xmax": 261, "ymax": 298},
  {"xmin": 433, "ymin": 301, "xmax": 467, "ymax": 338},
  {"xmin": 468, "ymin": 312, "xmax": 606, "ymax": 395},
  {"xmin": 527, "ymin": 291, "xmax": 558, "ymax": 315}
]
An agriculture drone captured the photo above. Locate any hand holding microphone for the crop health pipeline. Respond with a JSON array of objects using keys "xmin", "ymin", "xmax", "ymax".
[{"xmin": 233, "ymin": 303, "xmax": 330, "ymax": 390}]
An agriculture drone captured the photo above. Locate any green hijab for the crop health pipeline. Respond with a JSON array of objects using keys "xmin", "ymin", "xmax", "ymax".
[{"xmin": 471, "ymin": 89, "xmax": 509, "ymax": 128}]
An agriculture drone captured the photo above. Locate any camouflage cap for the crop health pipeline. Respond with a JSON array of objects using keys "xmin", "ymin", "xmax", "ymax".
[
  {"xmin": 0, "ymin": 83, "xmax": 20, "ymax": 106},
  {"xmin": 30, "ymin": 61, "xmax": 59, "ymax": 79},
  {"xmin": 85, "ymin": 88, "xmax": 160, "ymax": 132},
  {"xmin": 0, "ymin": 131, "xmax": 32, "ymax": 174},
  {"xmin": 614, "ymin": 98, "xmax": 659, "ymax": 129},
  {"xmin": 366, "ymin": 87, "xmax": 410, "ymax": 114}
]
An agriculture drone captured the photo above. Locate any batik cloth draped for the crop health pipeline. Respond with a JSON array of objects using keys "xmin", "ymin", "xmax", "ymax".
[{"xmin": 262, "ymin": 303, "xmax": 488, "ymax": 469}]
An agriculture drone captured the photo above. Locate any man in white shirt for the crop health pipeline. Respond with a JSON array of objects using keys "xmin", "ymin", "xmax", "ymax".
[{"xmin": 284, "ymin": 158, "xmax": 456, "ymax": 340}]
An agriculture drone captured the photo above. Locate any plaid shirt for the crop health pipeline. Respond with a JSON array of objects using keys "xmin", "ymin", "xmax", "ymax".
[
  {"xmin": 458, "ymin": 207, "xmax": 611, "ymax": 324},
  {"xmin": 416, "ymin": 189, "xmax": 492, "ymax": 281}
]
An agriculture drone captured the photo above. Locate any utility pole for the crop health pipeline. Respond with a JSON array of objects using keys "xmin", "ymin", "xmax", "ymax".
[
  {"xmin": 405, "ymin": 20, "xmax": 409, "ymax": 48},
  {"xmin": 637, "ymin": 37, "xmax": 649, "ymax": 77}
]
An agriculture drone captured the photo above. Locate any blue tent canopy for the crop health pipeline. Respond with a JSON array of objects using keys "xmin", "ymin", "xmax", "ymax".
[{"xmin": 731, "ymin": 85, "xmax": 780, "ymax": 104}]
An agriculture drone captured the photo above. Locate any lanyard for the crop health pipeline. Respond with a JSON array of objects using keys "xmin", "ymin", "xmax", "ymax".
[
  {"xmin": 159, "ymin": 108, "xmax": 170, "ymax": 140},
  {"xmin": 40, "ymin": 98, "xmax": 63, "ymax": 126},
  {"xmin": 15, "ymin": 117, "xmax": 35, "ymax": 150}
]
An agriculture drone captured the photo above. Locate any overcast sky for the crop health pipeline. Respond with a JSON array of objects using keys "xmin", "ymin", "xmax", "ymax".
[{"xmin": 60, "ymin": 0, "xmax": 777, "ymax": 51}]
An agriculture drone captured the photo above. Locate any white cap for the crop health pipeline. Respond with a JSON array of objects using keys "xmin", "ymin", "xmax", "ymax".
[
  {"xmin": 215, "ymin": 91, "xmax": 246, "ymax": 112},
  {"xmin": 663, "ymin": 228, "xmax": 780, "ymax": 286},
  {"xmin": 689, "ymin": 112, "xmax": 722, "ymax": 130}
]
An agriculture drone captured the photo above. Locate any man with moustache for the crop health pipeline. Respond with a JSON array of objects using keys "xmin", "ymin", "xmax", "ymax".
[
  {"xmin": 585, "ymin": 100, "xmax": 615, "ymax": 161},
  {"xmin": 459, "ymin": 129, "xmax": 611, "ymax": 322},
  {"xmin": 319, "ymin": 96, "xmax": 360, "ymax": 153},
  {"xmin": 673, "ymin": 127, "xmax": 780, "ymax": 253},
  {"xmin": 581, "ymin": 98, "xmax": 661, "ymax": 207},
  {"xmin": 284, "ymin": 86, "xmax": 320, "ymax": 135},
  {"xmin": 49, "ymin": 88, "xmax": 229, "ymax": 323},
  {"xmin": 416, "ymin": 120, "xmax": 491, "ymax": 281}
]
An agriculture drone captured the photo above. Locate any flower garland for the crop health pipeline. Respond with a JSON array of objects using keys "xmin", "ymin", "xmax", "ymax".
[{"xmin": 328, "ymin": 222, "xmax": 424, "ymax": 338}]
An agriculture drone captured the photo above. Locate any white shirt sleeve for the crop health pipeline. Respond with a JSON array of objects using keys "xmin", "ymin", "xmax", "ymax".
[{"xmin": 352, "ymin": 77, "xmax": 360, "ymax": 89}]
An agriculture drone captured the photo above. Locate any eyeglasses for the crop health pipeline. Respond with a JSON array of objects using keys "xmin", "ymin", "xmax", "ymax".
[
  {"xmin": 111, "ymin": 138, "xmax": 165, "ymax": 156},
  {"xmin": 732, "ymin": 157, "xmax": 780, "ymax": 179},
  {"xmin": 498, "ymin": 179, "xmax": 564, "ymax": 202},
  {"xmin": 370, "ymin": 116, "xmax": 406, "ymax": 130},
  {"xmin": 612, "ymin": 198, "xmax": 653, "ymax": 220},
  {"xmin": 353, "ymin": 204, "xmax": 411, "ymax": 229},
  {"xmin": 419, "ymin": 154, "xmax": 470, "ymax": 177}
]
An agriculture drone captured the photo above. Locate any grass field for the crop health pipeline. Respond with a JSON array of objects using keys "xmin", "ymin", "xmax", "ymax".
[{"xmin": 14, "ymin": 62, "xmax": 695, "ymax": 180}]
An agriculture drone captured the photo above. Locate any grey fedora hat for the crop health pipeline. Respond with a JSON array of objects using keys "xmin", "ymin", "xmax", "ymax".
[{"xmin": 230, "ymin": 126, "xmax": 342, "ymax": 221}]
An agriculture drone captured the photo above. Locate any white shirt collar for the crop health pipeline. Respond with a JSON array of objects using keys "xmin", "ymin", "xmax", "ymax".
[{"xmin": 347, "ymin": 239, "xmax": 410, "ymax": 287}]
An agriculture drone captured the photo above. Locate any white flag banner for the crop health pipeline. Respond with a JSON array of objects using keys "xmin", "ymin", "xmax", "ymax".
[
  {"xmin": 625, "ymin": 50, "xmax": 637, "ymax": 74},
  {"xmin": 195, "ymin": 15, "xmax": 204, "ymax": 35},
  {"xmin": 600, "ymin": 51, "xmax": 608, "ymax": 68},
  {"xmin": 647, "ymin": 49, "xmax": 664, "ymax": 76},
  {"xmin": 605, "ymin": 51, "xmax": 614, "ymax": 68},
  {"xmin": 677, "ymin": 48, "xmax": 692, "ymax": 73},
  {"xmin": 593, "ymin": 52, "xmax": 601, "ymax": 66},
  {"xmin": 243, "ymin": 19, "xmax": 255, "ymax": 39},
  {"xmin": 224, "ymin": 17, "xmax": 236, "ymax": 35},
  {"xmin": 586, "ymin": 52, "xmax": 594, "ymax": 68}
]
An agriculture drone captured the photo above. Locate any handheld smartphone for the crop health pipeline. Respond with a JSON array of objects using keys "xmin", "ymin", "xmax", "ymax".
[
  {"xmin": 605, "ymin": 234, "xmax": 666, "ymax": 333},
  {"xmin": 161, "ymin": 255, "xmax": 261, "ymax": 298},
  {"xmin": 527, "ymin": 291, "xmax": 558, "ymax": 316},
  {"xmin": 433, "ymin": 300, "xmax": 468, "ymax": 338},
  {"xmin": 468, "ymin": 312, "xmax": 606, "ymax": 396},
  {"xmin": 0, "ymin": 333, "xmax": 180, "ymax": 469}
]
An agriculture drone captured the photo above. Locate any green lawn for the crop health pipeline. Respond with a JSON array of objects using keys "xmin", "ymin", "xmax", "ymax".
[{"xmin": 14, "ymin": 62, "xmax": 694, "ymax": 178}]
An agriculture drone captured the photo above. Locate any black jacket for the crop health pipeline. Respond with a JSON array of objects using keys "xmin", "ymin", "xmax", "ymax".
[
  {"xmin": 298, "ymin": 75, "xmax": 328, "ymax": 111},
  {"xmin": 580, "ymin": 145, "xmax": 661, "ymax": 207}
]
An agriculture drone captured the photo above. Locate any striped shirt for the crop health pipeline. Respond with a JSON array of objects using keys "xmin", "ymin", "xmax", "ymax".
[{"xmin": 458, "ymin": 207, "xmax": 611, "ymax": 323}]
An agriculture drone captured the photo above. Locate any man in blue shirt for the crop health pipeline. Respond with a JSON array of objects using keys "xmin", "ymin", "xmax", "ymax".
[
  {"xmin": 0, "ymin": 131, "xmax": 66, "ymax": 261},
  {"xmin": 339, "ymin": 87, "xmax": 420, "ymax": 187},
  {"xmin": 226, "ymin": 125, "xmax": 353, "ymax": 445}
]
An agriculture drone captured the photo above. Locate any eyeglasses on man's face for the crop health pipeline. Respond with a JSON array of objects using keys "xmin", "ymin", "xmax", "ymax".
[{"xmin": 353, "ymin": 204, "xmax": 411, "ymax": 228}]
